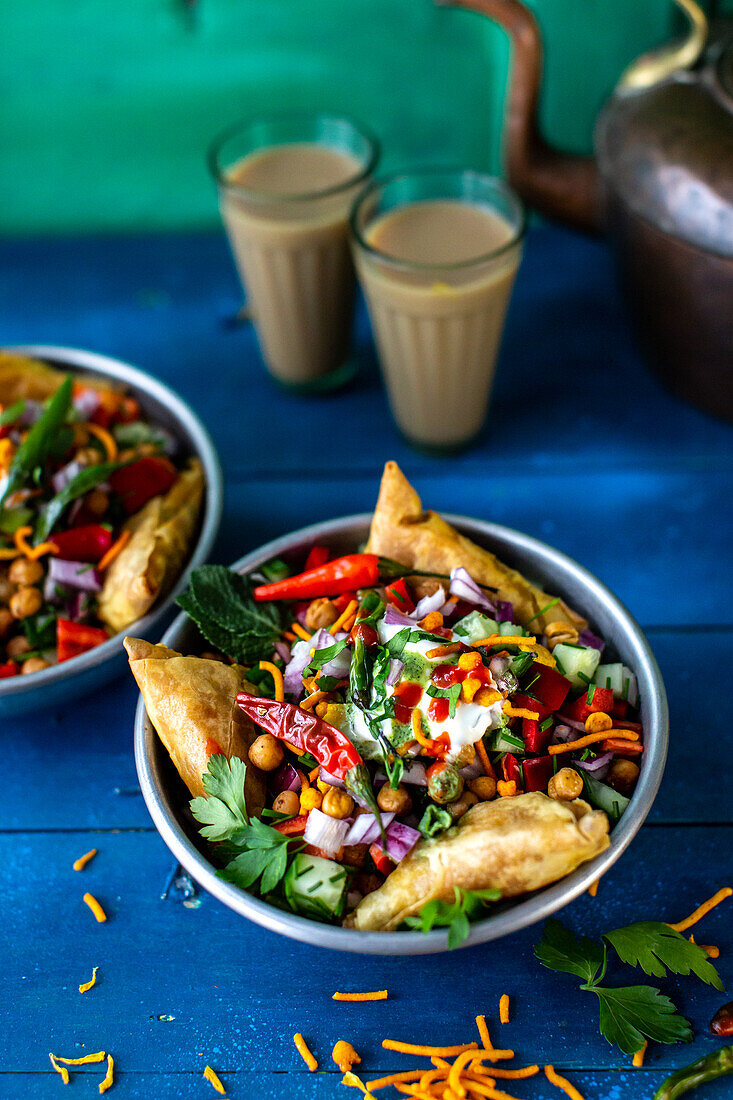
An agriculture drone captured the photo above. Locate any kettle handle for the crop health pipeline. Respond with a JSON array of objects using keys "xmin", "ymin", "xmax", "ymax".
[{"xmin": 619, "ymin": 0, "xmax": 708, "ymax": 91}]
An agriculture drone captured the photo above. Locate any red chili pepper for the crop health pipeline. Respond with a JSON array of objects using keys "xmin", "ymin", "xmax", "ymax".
[
  {"xmin": 332, "ymin": 590, "xmax": 357, "ymax": 614},
  {"xmin": 109, "ymin": 456, "xmax": 177, "ymax": 515},
  {"xmin": 51, "ymin": 524, "xmax": 113, "ymax": 563},
  {"xmin": 384, "ymin": 577, "xmax": 415, "ymax": 614},
  {"xmin": 236, "ymin": 693, "xmax": 362, "ymax": 779},
  {"xmin": 0, "ymin": 661, "xmax": 19, "ymax": 678},
  {"xmin": 304, "ymin": 544, "xmax": 330, "ymax": 571},
  {"xmin": 369, "ymin": 842, "xmax": 395, "ymax": 876},
  {"xmin": 57, "ymin": 619, "xmax": 109, "ymax": 663},
  {"xmin": 254, "ymin": 554, "xmax": 382, "ymax": 602}
]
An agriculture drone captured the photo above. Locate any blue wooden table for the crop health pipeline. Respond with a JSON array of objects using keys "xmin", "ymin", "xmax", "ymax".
[{"xmin": 1, "ymin": 225, "xmax": 732, "ymax": 1099}]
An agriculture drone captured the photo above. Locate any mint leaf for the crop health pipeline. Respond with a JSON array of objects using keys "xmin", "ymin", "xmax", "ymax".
[
  {"xmin": 591, "ymin": 984, "xmax": 692, "ymax": 1054},
  {"xmin": 604, "ymin": 922, "xmax": 723, "ymax": 990},
  {"xmin": 0, "ymin": 376, "xmax": 73, "ymax": 505},
  {"xmin": 304, "ymin": 639, "xmax": 347, "ymax": 676},
  {"xmin": 385, "ymin": 627, "xmax": 411, "ymax": 659},
  {"xmin": 178, "ymin": 565, "xmax": 284, "ymax": 664},
  {"xmin": 189, "ymin": 754, "xmax": 249, "ymax": 841},
  {"xmin": 535, "ymin": 918, "xmax": 605, "ymax": 985}
]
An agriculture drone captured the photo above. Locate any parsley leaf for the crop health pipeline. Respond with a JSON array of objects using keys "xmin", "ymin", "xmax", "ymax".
[
  {"xmin": 604, "ymin": 922, "xmax": 723, "ymax": 990},
  {"xmin": 189, "ymin": 754, "xmax": 250, "ymax": 841},
  {"xmin": 0, "ymin": 376, "xmax": 73, "ymax": 506},
  {"xmin": 590, "ymin": 985, "xmax": 692, "ymax": 1055},
  {"xmin": 220, "ymin": 819, "xmax": 298, "ymax": 894},
  {"xmin": 177, "ymin": 565, "xmax": 284, "ymax": 664},
  {"xmin": 535, "ymin": 918, "xmax": 605, "ymax": 985},
  {"xmin": 403, "ymin": 886, "xmax": 501, "ymax": 949}
]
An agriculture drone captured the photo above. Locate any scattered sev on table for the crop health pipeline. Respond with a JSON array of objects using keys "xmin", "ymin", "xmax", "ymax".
[
  {"xmin": 49, "ymin": 1050, "xmax": 113, "ymax": 1093},
  {"xmin": 293, "ymin": 1032, "xmax": 318, "ymax": 1071},
  {"xmin": 78, "ymin": 966, "xmax": 99, "ymax": 993},
  {"xmin": 667, "ymin": 886, "xmax": 732, "ymax": 932},
  {"xmin": 203, "ymin": 1064, "xmax": 227, "ymax": 1094},
  {"xmin": 334, "ymin": 990, "xmax": 389, "ymax": 1001},
  {"xmin": 82, "ymin": 892, "xmax": 107, "ymax": 923},
  {"xmin": 73, "ymin": 848, "xmax": 97, "ymax": 872},
  {"xmin": 632, "ymin": 1041, "xmax": 647, "ymax": 1068},
  {"xmin": 498, "ymin": 996, "xmax": 510, "ymax": 1025}
]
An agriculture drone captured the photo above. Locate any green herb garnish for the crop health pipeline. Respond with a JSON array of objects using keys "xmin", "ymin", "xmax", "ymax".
[
  {"xmin": 177, "ymin": 565, "xmax": 285, "ymax": 664},
  {"xmin": 403, "ymin": 886, "xmax": 501, "ymax": 949},
  {"xmin": 522, "ymin": 597, "xmax": 560, "ymax": 627},
  {"xmin": 0, "ymin": 377, "xmax": 73, "ymax": 506},
  {"xmin": 36, "ymin": 460, "xmax": 123, "ymax": 542},
  {"xmin": 418, "ymin": 804, "xmax": 452, "ymax": 838}
]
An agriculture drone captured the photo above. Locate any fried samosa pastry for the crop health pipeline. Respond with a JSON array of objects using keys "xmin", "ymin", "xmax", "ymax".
[
  {"xmin": 0, "ymin": 350, "xmax": 123, "ymax": 404},
  {"xmin": 367, "ymin": 461, "xmax": 586, "ymax": 634},
  {"xmin": 98, "ymin": 458, "xmax": 204, "ymax": 633},
  {"xmin": 348, "ymin": 792, "xmax": 608, "ymax": 931},
  {"xmin": 125, "ymin": 637, "xmax": 266, "ymax": 811}
]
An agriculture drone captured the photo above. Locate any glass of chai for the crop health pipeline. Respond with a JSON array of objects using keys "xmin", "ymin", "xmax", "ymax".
[
  {"xmin": 350, "ymin": 168, "xmax": 525, "ymax": 450},
  {"xmin": 209, "ymin": 113, "xmax": 379, "ymax": 391}
]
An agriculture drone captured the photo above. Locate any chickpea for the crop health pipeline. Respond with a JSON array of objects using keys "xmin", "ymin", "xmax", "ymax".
[
  {"xmin": 0, "ymin": 570, "xmax": 13, "ymax": 603},
  {"xmin": 300, "ymin": 787, "xmax": 322, "ymax": 813},
  {"xmin": 341, "ymin": 843, "xmax": 368, "ymax": 868},
  {"xmin": 86, "ymin": 489, "xmax": 109, "ymax": 517},
  {"xmin": 75, "ymin": 446, "xmax": 102, "ymax": 466},
  {"xmin": 117, "ymin": 448, "xmax": 138, "ymax": 464},
  {"xmin": 322, "ymin": 788, "xmax": 354, "ymax": 820},
  {"xmin": 22, "ymin": 657, "xmax": 51, "ymax": 675},
  {"xmin": 606, "ymin": 758, "xmax": 640, "ymax": 795},
  {"xmin": 305, "ymin": 597, "xmax": 338, "ymax": 632},
  {"xmin": 10, "ymin": 587, "xmax": 42, "ymax": 620},
  {"xmin": 6, "ymin": 635, "xmax": 31, "ymax": 659},
  {"xmin": 0, "ymin": 607, "xmax": 14, "ymax": 638},
  {"xmin": 468, "ymin": 775, "xmax": 497, "ymax": 801},
  {"xmin": 448, "ymin": 791, "xmax": 479, "ymax": 819},
  {"xmin": 247, "ymin": 733, "xmax": 284, "ymax": 772},
  {"xmin": 9, "ymin": 557, "xmax": 43, "ymax": 587},
  {"xmin": 547, "ymin": 767, "xmax": 584, "ymax": 801},
  {"xmin": 377, "ymin": 783, "xmax": 412, "ymax": 815},
  {"xmin": 272, "ymin": 790, "xmax": 300, "ymax": 816}
]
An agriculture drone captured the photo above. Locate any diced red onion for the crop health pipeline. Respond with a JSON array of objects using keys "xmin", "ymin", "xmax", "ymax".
[
  {"xmin": 51, "ymin": 460, "xmax": 83, "ymax": 494},
  {"xmin": 319, "ymin": 766, "xmax": 345, "ymax": 789},
  {"xmin": 303, "ymin": 808, "xmax": 350, "ymax": 855},
  {"xmin": 48, "ymin": 557, "xmax": 102, "ymax": 593},
  {"xmin": 375, "ymin": 760, "xmax": 427, "ymax": 786},
  {"xmin": 386, "ymin": 658, "xmax": 404, "ymax": 687},
  {"xmin": 553, "ymin": 723, "xmax": 579, "ymax": 742},
  {"xmin": 574, "ymin": 751, "xmax": 612, "ymax": 779},
  {"xmin": 344, "ymin": 811, "xmax": 395, "ymax": 846},
  {"xmin": 294, "ymin": 601, "xmax": 310, "ymax": 627},
  {"xmin": 282, "ymin": 627, "xmax": 343, "ymax": 699},
  {"xmin": 459, "ymin": 761, "xmax": 485, "ymax": 781},
  {"xmin": 67, "ymin": 589, "xmax": 94, "ymax": 622},
  {"xmin": 273, "ymin": 640, "xmax": 291, "ymax": 664},
  {"xmin": 73, "ymin": 390, "xmax": 101, "ymax": 418},
  {"xmin": 495, "ymin": 600, "xmax": 514, "ymax": 623},
  {"xmin": 272, "ymin": 761, "xmax": 301, "ymax": 793},
  {"xmin": 384, "ymin": 605, "xmax": 415, "ymax": 628},
  {"xmin": 555, "ymin": 715, "xmax": 586, "ymax": 734},
  {"xmin": 373, "ymin": 820, "xmax": 421, "ymax": 863},
  {"xmin": 578, "ymin": 628, "xmax": 605, "ymax": 652},
  {"xmin": 412, "ymin": 586, "xmax": 446, "ymax": 621},
  {"xmin": 449, "ymin": 567, "xmax": 496, "ymax": 614},
  {"xmin": 489, "ymin": 655, "xmax": 510, "ymax": 679}
]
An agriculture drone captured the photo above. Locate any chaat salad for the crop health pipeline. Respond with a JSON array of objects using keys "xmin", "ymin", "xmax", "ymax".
[
  {"xmin": 0, "ymin": 351, "xmax": 204, "ymax": 678},
  {"xmin": 128, "ymin": 463, "xmax": 642, "ymax": 943}
]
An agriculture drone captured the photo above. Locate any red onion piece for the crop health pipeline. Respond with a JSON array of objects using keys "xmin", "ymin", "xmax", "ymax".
[
  {"xmin": 375, "ymin": 761, "xmax": 427, "ymax": 786},
  {"xmin": 449, "ymin": 567, "xmax": 496, "ymax": 615},
  {"xmin": 303, "ymin": 808, "xmax": 350, "ymax": 855},
  {"xmin": 578, "ymin": 628, "xmax": 605, "ymax": 652},
  {"xmin": 319, "ymin": 766, "xmax": 345, "ymax": 789},
  {"xmin": 459, "ymin": 760, "xmax": 486, "ymax": 781},
  {"xmin": 555, "ymin": 716, "xmax": 586, "ymax": 734},
  {"xmin": 489, "ymin": 655, "xmax": 510, "ymax": 679},
  {"xmin": 373, "ymin": 820, "xmax": 421, "ymax": 863},
  {"xmin": 574, "ymin": 751, "xmax": 613, "ymax": 778},
  {"xmin": 52, "ymin": 460, "xmax": 83, "ymax": 494},
  {"xmin": 495, "ymin": 600, "xmax": 514, "ymax": 623},
  {"xmin": 412, "ymin": 586, "xmax": 446, "ymax": 621},
  {"xmin": 386, "ymin": 658, "xmax": 404, "ymax": 687},
  {"xmin": 384, "ymin": 605, "xmax": 415, "ymax": 628},
  {"xmin": 73, "ymin": 390, "xmax": 101, "ymax": 418},
  {"xmin": 345, "ymin": 811, "xmax": 395, "ymax": 846},
  {"xmin": 48, "ymin": 557, "xmax": 102, "ymax": 593},
  {"xmin": 272, "ymin": 761, "xmax": 301, "ymax": 794},
  {"xmin": 273, "ymin": 640, "xmax": 291, "ymax": 664}
]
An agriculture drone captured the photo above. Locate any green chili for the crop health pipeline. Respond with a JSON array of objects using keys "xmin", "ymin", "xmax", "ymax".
[{"xmin": 653, "ymin": 1046, "xmax": 733, "ymax": 1100}]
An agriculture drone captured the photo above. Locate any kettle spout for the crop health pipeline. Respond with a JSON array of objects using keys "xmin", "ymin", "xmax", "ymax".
[{"xmin": 439, "ymin": 0, "xmax": 602, "ymax": 234}]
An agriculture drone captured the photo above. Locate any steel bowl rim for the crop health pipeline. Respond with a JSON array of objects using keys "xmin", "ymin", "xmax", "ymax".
[
  {"xmin": 135, "ymin": 512, "xmax": 668, "ymax": 955},
  {"xmin": 0, "ymin": 344, "xmax": 223, "ymax": 698}
]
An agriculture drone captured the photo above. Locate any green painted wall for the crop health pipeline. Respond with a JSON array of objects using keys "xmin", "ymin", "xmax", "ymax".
[{"xmin": 1, "ymin": 0, "xmax": 723, "ymax": 235}]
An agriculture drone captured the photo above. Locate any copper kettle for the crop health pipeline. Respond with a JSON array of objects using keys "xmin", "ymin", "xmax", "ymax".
[{"xmin": 442, "ymin": 0, "xmax": 733, "ymax": 420}]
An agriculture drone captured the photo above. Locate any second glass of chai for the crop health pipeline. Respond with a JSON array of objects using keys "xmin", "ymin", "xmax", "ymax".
[
  {"xmin": 209, "ymin": 113, "xmax": 379, "ymax": 391},
  {"xmin": 350, "ymin": 168, "xmax": 525, "ymax": 450}
]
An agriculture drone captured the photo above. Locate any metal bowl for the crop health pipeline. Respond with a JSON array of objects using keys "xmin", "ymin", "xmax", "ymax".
[
  {"xmin": 0, "ymin": 345, "xmax": 223, "ymax": 717},
  {"xmin": 135, "ymin": 514, "xmax": 668, "ymax": 954}
]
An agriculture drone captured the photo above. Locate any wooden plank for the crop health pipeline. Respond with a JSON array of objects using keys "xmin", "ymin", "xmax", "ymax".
[
  {"xmin": 3, "ymin": 826, "xmax": 731, "ymax": 1076},
  {"xmin": 3, "ymin": 1068, "xmax": 733, "ymax": 1100},
  {"xmin": 2, "ymin": 0, "xmax": 674, "ymax": 234},
  {"xmin": 3, "ymin": 628, "xmax": 729, "ymax": 831},
  {"xmin": 2, "ymin": 229, "xmax": 732, "ymax": 476}
]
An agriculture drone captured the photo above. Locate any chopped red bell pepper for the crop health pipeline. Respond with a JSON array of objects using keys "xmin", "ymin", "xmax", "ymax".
[
  {"xmin": 333, "ymin": 590, "xmax": 357, "ymax": 614},
  {"xmin": 51, "ymin": 524, "xmax": 113, "ymax": 563},
  {"xmin": 523, "ymin": 755, "xmax": 554, "ymax": 792},
  {"xmin": 369, "ymin": 842, "xmax": 395, "ymax": 877},
  {"xmin": 601, "ymin": 738, "xmax": 644, "ymax": 756},
  {"xmin": 609, "ymin": 719, "xmax": 643, "ymax": 735},
  {"xmin": 530, "ymin": 665, "xmax": 571, "ymax": 711},
  {"xmin": 0, "ymin": 661, "xmax": 19, "ymax": 679},
  {"xmin": 563, "ymin": 686, "xmax": 615, "ymax": 724},
  {"xmin": 522, "ymin": 717, "xmax": 553, "ymax": 754},
  {"xmin": 502, "ymin": 753, "xmax": 522, "ymax": 786},
  {"xmin": 384, "ymin": 577, "xmax": 415, "ymax": 614},
  {"xmin": 611, "ymin": 698, "xmax": 629, "ymax": 720},
  {"xmin": 511, "ymin": 692, "xmax": 553, "ymax": 721},
  {"xmin": 109, "ymin": 456, "xmax": 177, "ymax": 515},
  {"xmin": 273, "ymin": 814, "xmax": 308, "ymax": 836},
  {"xmin": 57, "ymin": 619, "xmax": 110, "ymax": 663},
  {"xmin": 304, "ymin": 545, "xmax": 330, "ymax": 571}
]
